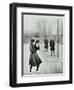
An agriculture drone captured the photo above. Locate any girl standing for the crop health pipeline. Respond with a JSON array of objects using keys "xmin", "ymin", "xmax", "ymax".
[{"xmin": 29, "ymin": 39, "xmax": 42, "ymax": 72}]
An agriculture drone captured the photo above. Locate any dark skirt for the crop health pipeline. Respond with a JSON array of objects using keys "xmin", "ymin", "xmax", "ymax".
[
  {"xmin": 29, "ymin": 53, "xmax": 42, "ymax": 66},
  {"xmin": 50, "ymin": 47, "xmax": 55, "ymax": 51},
  {"xmin": 44, "ymin": 45, "xmax": 48, "ymax": 49}
]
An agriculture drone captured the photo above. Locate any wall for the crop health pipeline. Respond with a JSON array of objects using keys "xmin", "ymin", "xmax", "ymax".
[{"xmin": 0, "ymin": 0, "xmax": 74, "ymax": 90}]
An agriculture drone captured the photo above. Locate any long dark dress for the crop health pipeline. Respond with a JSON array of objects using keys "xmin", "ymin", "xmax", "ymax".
[
  {"xmin": 50, "ymin": 40, "xmax": 55, "ymax": 51},
  {"xmin": 29, "ymin": 44, "xmax": 42, "ymax": 66}
]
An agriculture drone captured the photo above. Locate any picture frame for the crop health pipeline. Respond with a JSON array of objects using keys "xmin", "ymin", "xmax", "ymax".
[{"xmin": 10, "ymin": 3, "xmax": 72, "ymax": 87}]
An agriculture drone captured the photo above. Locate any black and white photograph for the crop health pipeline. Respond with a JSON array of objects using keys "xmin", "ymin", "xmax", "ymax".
[
  {"xmin": 22, "ymin": 14, "xmax": 64, "ymax": 76},
  {"xmin": 10, "ymin": 3, "xmax": 72, "ymax": 87}
]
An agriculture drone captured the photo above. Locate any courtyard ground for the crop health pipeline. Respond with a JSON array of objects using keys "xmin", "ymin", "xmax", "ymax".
[{"xmin": 23, "ymin": 42, "xmax": 63, "ymax": 76}]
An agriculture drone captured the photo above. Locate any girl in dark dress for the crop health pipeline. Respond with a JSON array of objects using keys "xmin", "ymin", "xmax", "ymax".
[
  {"xmin": 50, "ymin": 39, "xmax": 55, "ymax": 56},
  {"xmin": 44, "ymin": 39, "xmax": 48, "ymax": 52},
  {"xmin": 29, "ymin": 39, "xmax": 42, "ymax": 72}
]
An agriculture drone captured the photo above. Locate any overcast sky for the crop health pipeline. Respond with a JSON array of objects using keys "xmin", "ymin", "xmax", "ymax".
[{"xmin": 23, "ymin": 15, "xmax": 64, "ymax": 35}]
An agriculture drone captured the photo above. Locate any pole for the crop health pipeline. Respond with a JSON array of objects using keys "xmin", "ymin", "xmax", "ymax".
[{"xmin": 57, "ymin": 18, "xmax": 59, "ymax": 57}]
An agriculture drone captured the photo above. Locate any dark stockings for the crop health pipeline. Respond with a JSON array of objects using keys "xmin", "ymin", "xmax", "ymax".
[
  {"xmin": 36, "ymin": 64, "xmax": 40, "ymax": 71},
  {"xmin": 51, "ymin": 50, "xmax": 55, "ymax": 56},
  {"xmin": 30, "ymin": 65, "xmax": 32, "ymax": 72},
  {"xmin": 30, "ymin": 64, "xmax": 40, "ymax": 72}
]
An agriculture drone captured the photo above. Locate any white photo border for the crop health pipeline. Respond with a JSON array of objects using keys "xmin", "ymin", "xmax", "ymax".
[{"xmin": 16, "ymin": 7, "xmax": 70, "ymax": 84}]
